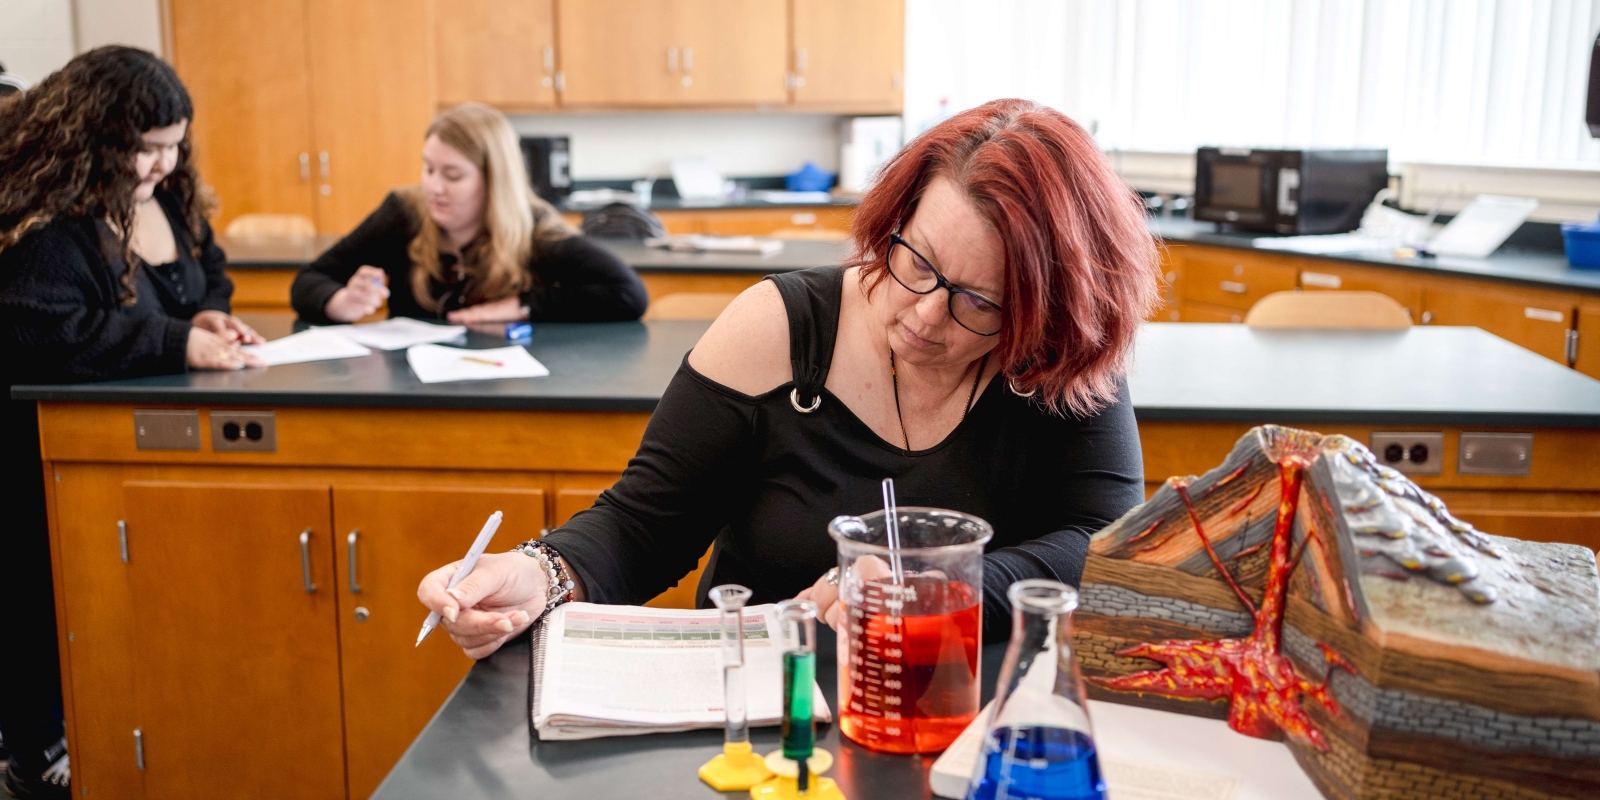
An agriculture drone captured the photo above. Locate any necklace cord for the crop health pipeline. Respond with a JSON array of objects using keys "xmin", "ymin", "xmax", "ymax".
[{"xmin": 890, "ymin": 348, "xmax": 990, "ymax": 454}]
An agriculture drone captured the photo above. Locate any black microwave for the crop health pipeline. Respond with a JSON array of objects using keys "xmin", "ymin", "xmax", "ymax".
[
  {"xmin": 520, "ymin": 136, "xmax": 572, "ymax": 204},
  {"xmin": 1193, "ymin": 148, "xmax": 1388, "ymax": 234}
]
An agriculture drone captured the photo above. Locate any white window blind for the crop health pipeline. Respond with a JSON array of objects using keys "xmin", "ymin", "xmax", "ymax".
[{"xmin": 905, "ymin": 0, "xmax": 1600, "ymax": 169}]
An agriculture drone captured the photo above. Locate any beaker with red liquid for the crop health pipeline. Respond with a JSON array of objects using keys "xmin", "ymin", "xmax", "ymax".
[{"xmin": 828, "ymin": 508, "xmax": 993, "ymax": 754}]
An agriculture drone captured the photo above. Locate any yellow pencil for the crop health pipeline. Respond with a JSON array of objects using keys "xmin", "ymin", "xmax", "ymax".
[{"xmin": 461, "ymin": 355, "xmax": 504, "ymax": 367}]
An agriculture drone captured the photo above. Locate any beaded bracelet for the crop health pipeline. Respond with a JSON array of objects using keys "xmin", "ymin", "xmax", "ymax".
[{"xmin": 513, "ymin": 539, "xmax": 576, "ymax": 612}]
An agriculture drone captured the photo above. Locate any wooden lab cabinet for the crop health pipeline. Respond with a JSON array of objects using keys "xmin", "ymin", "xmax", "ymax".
[
  {"xmin": 1578, "ymin": 302, "xmax": 1600, "ymax": 380},
  {"xmin": 434, "ymin": 0, "xmax": 558, "ymax": 110},
  {"xmin": 1420, "ymin": 277, "xmax": 1581, "ymax": 366},
  {"xmin": 1295, "ymin": 261, "xmax": 1425, "ymax": 323},
  {"xmin": 789, "ymin": 0, "xmax": 905, "ymax": 111},
  {"xmin": 1177, "ymin": 247, "xmax": 1298, "ymax": 312},
  {"xmin": 556, "ymin": 0, "xmax": 788, "ymax": 108},
  {"xmin": 169, "ymin": 0, "xmax": 435, "ymax": 234}
]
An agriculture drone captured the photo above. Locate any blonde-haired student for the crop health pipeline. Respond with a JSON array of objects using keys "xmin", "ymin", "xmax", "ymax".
[{"xmin": 291, "ymin": 103, "xmax": 647, "ymax": 325}]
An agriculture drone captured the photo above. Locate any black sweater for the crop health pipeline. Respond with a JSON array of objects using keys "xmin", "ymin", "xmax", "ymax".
[
  {"xmin": 541, "ymin": 267, "xmax": 1146, "ymax": 642},
  {"xmin": 0, "ymin": 196, "xmax": 230, "ymax": 386},
  {"xmin": 290, "ymin": 192, "xmax": 649, "ymax": 324}
]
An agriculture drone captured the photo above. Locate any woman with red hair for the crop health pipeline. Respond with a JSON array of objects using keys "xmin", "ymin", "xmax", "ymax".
[{"xmin": 420, "ymin": 99, "xmax": 1161, "ymax": 656}]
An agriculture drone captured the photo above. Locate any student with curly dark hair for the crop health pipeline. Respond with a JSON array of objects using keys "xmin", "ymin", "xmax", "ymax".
[{"xmin": 0, "ymin": 46, "xmax": 260, "ymax": 799}]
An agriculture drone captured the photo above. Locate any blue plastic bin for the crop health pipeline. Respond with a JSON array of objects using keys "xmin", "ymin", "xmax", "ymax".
[{"xmin": 1562, "ymin": 216, "xmax": 1600, "ymax": 270}]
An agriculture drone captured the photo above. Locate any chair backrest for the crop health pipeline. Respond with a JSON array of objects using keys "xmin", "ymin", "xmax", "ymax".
[
  {"xmin": 1245, "ymin": 290, "xmax": 1412, "ymax": 329},
  {"xmin": 641, "ymin": 292, "xmax": 738, "ymax": 321},
  {"xmin": 224, "ymin": 213, "xmax": 317, "ymax": 238}
]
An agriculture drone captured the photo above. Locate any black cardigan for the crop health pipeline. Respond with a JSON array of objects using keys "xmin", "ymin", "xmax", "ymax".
[
  {"xmin": 290, "ymin": 192, "xmax": 649, "ymax": 324},
  {"xmin": 0, "ymin": 197, "xmax": 231, "ymax": 386}
]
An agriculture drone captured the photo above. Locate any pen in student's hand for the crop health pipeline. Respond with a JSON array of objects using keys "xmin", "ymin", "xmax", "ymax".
[
  {"xmin": 461, "ymin": 355, "xmax": 505, "ymax": 367},
  {"xmin": 417, "ymin": 510, "xmax": 504, "ymax": 647}
]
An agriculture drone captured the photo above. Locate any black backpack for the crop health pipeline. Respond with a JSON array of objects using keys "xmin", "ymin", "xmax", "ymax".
[{"xmin": 581, "ymin": 202, "xmax": 666, "ymax": 239}]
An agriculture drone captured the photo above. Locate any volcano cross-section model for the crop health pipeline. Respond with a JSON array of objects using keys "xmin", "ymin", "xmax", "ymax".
[{"xmin": 1077, "ymin": 425, "xmax": 1600, "ymax": 800}]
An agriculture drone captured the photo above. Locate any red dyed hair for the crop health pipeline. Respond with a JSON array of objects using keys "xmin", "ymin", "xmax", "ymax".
[{"xmin": 849, "ymin": 99, "xmax": 1160, "ymax": 417}]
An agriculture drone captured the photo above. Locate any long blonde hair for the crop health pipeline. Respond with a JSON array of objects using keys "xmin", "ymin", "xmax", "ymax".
[{"xmin": 407, "ymin": 103, "xmax": 573, "ymax": 311}]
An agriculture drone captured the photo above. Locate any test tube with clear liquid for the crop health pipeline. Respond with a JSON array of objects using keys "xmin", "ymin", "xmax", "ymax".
[{"xmin": 966, "ymin": 579, "xmax": 1105, "ymax": 800}]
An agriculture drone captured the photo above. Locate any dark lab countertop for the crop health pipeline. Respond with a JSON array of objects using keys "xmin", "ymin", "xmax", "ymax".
[
  {"xmin": 371, "ymin": 628, "xmax": 1000, "ymax": 800},
  {"xmin": 562, "ymin": 194, "xmax": 860, "ymax": 213},
  {"xmin": 15, "ymin": 323, "xmax": 1600, "ymax": 428},
  {"xmin": 1151, "ymin": 217, "xmax": 1600, "ymax": 294},
  {"xmin": 217, "ymin": 235, "xmax": 847, "ymax": 274}
]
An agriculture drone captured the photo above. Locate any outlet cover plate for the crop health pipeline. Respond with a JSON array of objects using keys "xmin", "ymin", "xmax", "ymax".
[
  {"xmin": 1368, "ymin": 432, "xmax": 1444, "ymax": 476},
  {"xmin": 210, "ymin": 410, "xmax": 277, "ymax": 452},
  {"xmin": 133, "ymin": 409, "xmax": 201, "ymax": 450},
  {"xmin": 1458, "ymin": 432, "xmax": 1532, "ymax": 476}
]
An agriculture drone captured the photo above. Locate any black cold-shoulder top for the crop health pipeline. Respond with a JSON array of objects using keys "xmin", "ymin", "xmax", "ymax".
[{"xmin": 541, "ymin": 266, "xmax": 1145, "ymax": 641}]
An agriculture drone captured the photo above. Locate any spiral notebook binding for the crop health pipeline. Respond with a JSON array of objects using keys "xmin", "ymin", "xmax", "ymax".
[{"xmin": 527, "ymin": 612, "xmax": 553, "ymax": 742}]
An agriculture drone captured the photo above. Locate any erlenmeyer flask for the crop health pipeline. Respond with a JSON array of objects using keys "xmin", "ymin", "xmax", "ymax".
[{"xmin": 966, "ymin": 580, "xmax": 1104, "ymax": 800}]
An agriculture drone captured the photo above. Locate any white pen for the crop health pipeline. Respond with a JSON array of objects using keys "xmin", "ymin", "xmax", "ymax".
[{"xmin": 416, "ymin": 510, "xmax": 504, "ymax": 647}]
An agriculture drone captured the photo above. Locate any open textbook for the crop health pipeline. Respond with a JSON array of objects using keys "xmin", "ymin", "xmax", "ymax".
[{"xmin": 528, "ymin": 602, "xmax": 830, "ymax": 741}]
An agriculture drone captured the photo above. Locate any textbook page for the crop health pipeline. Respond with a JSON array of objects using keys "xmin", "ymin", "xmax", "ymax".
[
  {"xmin": 534, "ymin": 603, "xmax": 830, "ymax": 740},
  {"xmin": 242, "ymin": 329, "xmax": 372, "ymax": 366},
  {"xmin": 320, "ymin": 317, "xmax": 465, "ymax": 350}
]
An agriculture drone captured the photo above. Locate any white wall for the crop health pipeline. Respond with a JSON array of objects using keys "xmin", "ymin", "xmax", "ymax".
[
  {"xmin": 0, "ymin": 0, "xmax": 75, "ymax": 85},
  {"xmin": 510, "ymin": 111, "xmax": 841, "ymax": 180},
  {"xmin": 74, "ymin": 0, "xmax": 164, "ymax": 56}
]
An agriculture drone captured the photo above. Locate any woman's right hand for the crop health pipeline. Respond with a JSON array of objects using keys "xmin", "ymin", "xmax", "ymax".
[
  {"xmin": 417, "ymin": 552, "xmax": 549, "ymax": 659},
  {"xmin": 324, "ymin": 265, "xmax": 389, "ymax": 322},
  {"xmin": 186, "ymin": 326, "xmax": 264, "ymax": 370}
]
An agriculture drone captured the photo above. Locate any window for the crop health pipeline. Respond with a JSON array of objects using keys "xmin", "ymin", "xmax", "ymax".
[{"xmin": 905, "ymin": 0, "xmax": 1600, "ymax": 169}]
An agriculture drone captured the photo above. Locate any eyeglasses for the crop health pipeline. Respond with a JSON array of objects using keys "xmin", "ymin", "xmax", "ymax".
[{"xmin": 885, "ymin": 233, "xmax": 1004, "ymax": 336}]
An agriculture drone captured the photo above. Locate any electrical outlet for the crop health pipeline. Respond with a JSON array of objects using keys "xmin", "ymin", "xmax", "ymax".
[
  {"xmin": 210, "ymin": 410, "xmax": 277, "ymax": 452},
  {"xmin": 1368, "ymin": 432, "xmax": 1443, "ymax": 476}
]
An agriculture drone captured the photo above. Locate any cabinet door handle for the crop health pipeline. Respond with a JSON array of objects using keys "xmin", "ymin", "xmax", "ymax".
[
  {"xmin": 1220, "ymin": 280, "xmax": 1248, "ymax": 294},
  {"xmin": 682, "ymin": 47, "xmax": 693, "ymax": 73},
  {"xmin": 319, "ymin": 151, "xmax": 329, "ymax": 180},
  {"xmin": 796, "ymin": 47, "xmax": 807, "ymax": 73},
  {"xmin": 543, "ymin": 45, "xmax": 555, "ymax": 72},
  {"xmin": 1524, "ymin": 306, "xmax": 1565, "ymax": 323},
  {"xmin": 299, "ymin": 152, "xmax": 310, "ymax": 181},
  {"xmin": 666, "ymin": 47, "xmax": 678, "ymax": 73},
  {"xmin": 134, "ymin": 728, "xmax": 145, "ymax": 771},
  {"xmin": 119, "ymin": 519, "xmax": 129, "ymax": 563},
  {"xmin": 299, "ymin": 529, "xmax": 317, "ymax": 594},
  {"xmin": 347, "ymin": 530, "xmax": 362, "ymax": 594}
]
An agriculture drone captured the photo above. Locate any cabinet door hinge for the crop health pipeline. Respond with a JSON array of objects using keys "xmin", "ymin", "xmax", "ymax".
[
  {"xmin": 1568, "ymin": 329, "xmax": 1580, "ymax": 366},
  {"xmin": 118, "ymin": 520, "xmax": 128, "ymax": 563}
]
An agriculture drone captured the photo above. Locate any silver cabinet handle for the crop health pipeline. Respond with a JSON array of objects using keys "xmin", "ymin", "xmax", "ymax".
[
  {"xmin": 1220, "ymin": 280, "xmax": 1248, "ymax": 294},
  {"xmin": 134, "ymin": 728, "xmax": 145, "ymax": 771},
  {"xmin": 543, "ymin": 44, "xmax": 555, "ymax": 72},
  {"xmin": 683, "ymin": 46, "xmax": 693, "ymax": 72},
  {"xmin": 796, "ymin": 47, "xmax": 807, "ymax": 73},
  {"xmin": 119, "ymin": 519, "xmax": 129, "ymax": 563},
  {"xmin": 347, "ymin": 530, "xmax": 362, "ymax": 594},
  {"xmin": 666, "ymin": 47, "xmax": 678, "ymax": 72},
  {"xmin": 299, "ymin": 529, "xmax": 317, "ymax": 594},
  {"xmin": 319, "ymin": 151, "xmax": 329, "ymax": 180},
  {"xmin": 299, "ymin": 152, "xmax": 310, "ymax": 181}
]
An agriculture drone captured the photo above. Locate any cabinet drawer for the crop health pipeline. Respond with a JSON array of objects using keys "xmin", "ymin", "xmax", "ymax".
[
  {"xmin": 1179, "ymin": 247, "xmax": 1298, "ymax": 310},
  {"xmin": 1296, "ymin": 262, "xmax": 1424, "ymax": 323},
  {"xmin": 1422, "ymin": 279, "xmax": 1579, "ymax": 365},
  {"xmin": 1179, "ymin": 300, "xmax": 1245, "ymax": 323}
]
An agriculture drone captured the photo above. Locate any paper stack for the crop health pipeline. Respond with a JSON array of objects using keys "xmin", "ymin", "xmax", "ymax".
[{"xmin": 405, "ymin": 344, "xmax": 549, "ymax": 384}]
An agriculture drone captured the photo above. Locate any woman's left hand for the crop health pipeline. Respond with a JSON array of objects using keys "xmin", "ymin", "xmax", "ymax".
[
  {"xmin": 446, "ymin": 296, "xmax": 526, "ymax": 325},
  {"xmin": 192, "ymin": 310, "xmax": 265, "ymax": 344}
]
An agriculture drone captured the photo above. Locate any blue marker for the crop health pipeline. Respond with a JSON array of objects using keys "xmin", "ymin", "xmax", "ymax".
[{"xmin": 505, "ymin": 322, "xmax": 532, "ymax": 342}]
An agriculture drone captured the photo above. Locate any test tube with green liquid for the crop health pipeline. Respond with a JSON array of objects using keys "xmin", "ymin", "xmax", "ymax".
[{"xmin": 776, "ymin": 599, "xmax": 818, "ymax": 792}]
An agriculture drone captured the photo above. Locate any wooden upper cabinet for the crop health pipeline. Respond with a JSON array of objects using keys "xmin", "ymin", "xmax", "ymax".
[
  {"xmin": 1421, "ymin": 278, "xmax": 1580, "ymax": 365},
  {"xmin": 557, "ymin": 0, "xmax": 786, "ymax": 108},
  {"xmin": 435, "ymin": 0, "xmax": 557, "ymax": 110},
  {"xmin": 674, "ymin": 0, "xmax": 788, "ymax": 106},
  {"xmin": 168, "ymin": 0, "xmax": 316, "ymax": 232},
  {"xmin": 790, "ymin": 0, "xmax": 904, "ymax": 111},
  {"xmin": 123, "ymin": 483, "xmax": 345, "ymax": 800},
  {"xmin": 307, "ymin": 0, "xmax": 437, "ymax": 233}
]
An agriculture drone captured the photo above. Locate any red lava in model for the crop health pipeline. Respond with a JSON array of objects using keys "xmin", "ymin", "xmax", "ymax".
[{"xmin": 1091, "ymin": 452, "xmax": 1356, "ymax": 751}]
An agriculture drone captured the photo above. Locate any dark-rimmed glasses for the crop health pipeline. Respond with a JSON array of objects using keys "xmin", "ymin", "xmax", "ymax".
[{"xmin": 886, "ymin": 233, "xmax": 1004, "ymax": 336}]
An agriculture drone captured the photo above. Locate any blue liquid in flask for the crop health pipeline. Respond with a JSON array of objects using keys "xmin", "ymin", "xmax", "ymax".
[{"xmin": 967, "ymin": 726, "xmax": 1106, "ymax": 800}]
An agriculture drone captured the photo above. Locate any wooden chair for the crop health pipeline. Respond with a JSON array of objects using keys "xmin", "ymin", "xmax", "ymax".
[
  {"xmin": 224, "ymin": 213, "xmax": 317, "ymax": 238},
  {"xmin": 1245, "ymin": 290, "xmax": 1412, "ymax": 329},
  {"xmin": 642, "ymin": 292, "xmax": 738, "ymax": 321}
]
